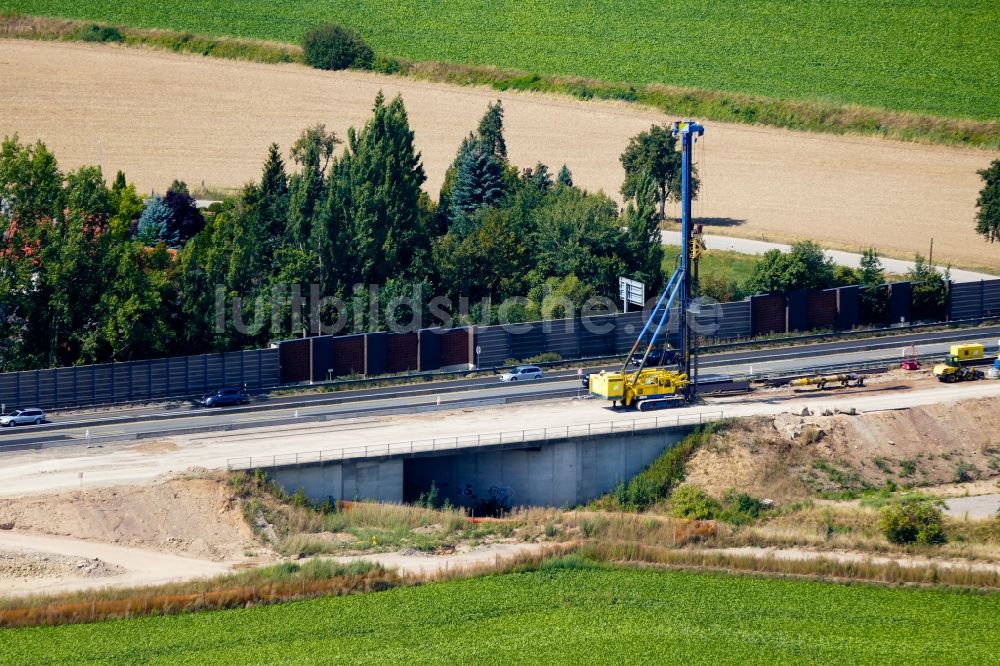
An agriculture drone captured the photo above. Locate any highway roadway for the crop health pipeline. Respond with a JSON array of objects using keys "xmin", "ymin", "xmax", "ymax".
[{"xmin": 2, "ymin": 325, "xmax": 999, "ymax": 450}]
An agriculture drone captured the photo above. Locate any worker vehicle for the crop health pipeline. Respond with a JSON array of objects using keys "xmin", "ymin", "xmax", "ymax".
[
  {"xmin": 0, "ymin": 408, "xmax": 46, "ymax": 426},
  {"xmin": 590, "ymin": 120, "xmax": 704, "ymax": 411},
  {"xmin": 933, "ymin": 344, "xmax": 985, "ymax": 383},
  {"xmin": 499, "ymin": 366, "xmax": 543, "ymax": 382}
]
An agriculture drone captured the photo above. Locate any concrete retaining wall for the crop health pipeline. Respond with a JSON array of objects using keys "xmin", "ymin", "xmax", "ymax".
[{"xmin": 269, "ymin": 459, "xmax": 404, "ymax": 504}]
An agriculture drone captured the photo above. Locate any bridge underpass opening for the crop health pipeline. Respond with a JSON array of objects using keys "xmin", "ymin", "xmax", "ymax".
[
  {"xmin": 265, "ymin": 426, "xmax": 696, "ymax": 509},
  {"xmin": 399, "ymin": 427, "xmax": 695, "ymax": 511}
]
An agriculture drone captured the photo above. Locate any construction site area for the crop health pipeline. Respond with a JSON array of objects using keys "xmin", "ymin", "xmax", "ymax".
[
  {"xmin": 2, "ymin": 11, "xmax": 1000, "ymax": 659},
  {"xmin": 4, "ymin": 354, "xmax": 1000, "ymax": 598}
]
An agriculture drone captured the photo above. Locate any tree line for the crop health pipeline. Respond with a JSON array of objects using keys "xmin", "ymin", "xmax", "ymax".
[
  {"xmin": 0, "ymin": 96, "xmax": 668, "ymax": 371},
  {"xmin": 0, "ymin": 93, "xmax": 966, "ymax": 374},
  {"xmin": 703, "ymin": 242, "xmax": 949, "ymax": 323}
]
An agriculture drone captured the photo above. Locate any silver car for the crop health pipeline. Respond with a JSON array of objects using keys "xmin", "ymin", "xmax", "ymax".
[
  {"xmin": 1, "ymin": 408, "xmax": 46, "ymax": 427},
  {"xmin": 499, "ymin": 365, "xmax": 543, "ymax": 382}
]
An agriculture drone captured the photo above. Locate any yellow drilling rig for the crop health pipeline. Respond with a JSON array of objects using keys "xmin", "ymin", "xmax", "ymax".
[{"xmin": 588, "ymin": 121, "xmax": 704, "ymax": 410}]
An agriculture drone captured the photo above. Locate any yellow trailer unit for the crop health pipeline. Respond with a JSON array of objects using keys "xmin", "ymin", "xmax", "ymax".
[{"xmin": 950, "ymin": 344, "xmax": 984, "ymax": 361}]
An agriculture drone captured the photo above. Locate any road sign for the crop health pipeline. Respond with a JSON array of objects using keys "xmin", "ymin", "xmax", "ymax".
[
  {"xmin": 577, "ymin": 368, "xmax": 583, "ymax": 376},
  {"xmin": 619, "ymin": 277, "xmax": 645, "ymax": 312},
  {"xmin": 475, "ymin": 345, "xmax": 481, "ymax": 355}
]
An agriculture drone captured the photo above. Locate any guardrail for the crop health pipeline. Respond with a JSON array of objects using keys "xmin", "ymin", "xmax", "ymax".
[{"xmin": 226, "ymin": 410, "xmax": 727, "ymax": 470}]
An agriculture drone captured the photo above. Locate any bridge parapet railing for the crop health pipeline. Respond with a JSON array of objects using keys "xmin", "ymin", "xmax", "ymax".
[{"xmin": 226, "ymin": 410, "xmax": 726, "ymax": 471}]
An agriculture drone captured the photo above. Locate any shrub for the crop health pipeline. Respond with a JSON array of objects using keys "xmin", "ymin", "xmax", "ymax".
[
  {"xmin": 955, "ymin": 461, "xmax": 978, "ymax": 483},
  {"xmin": 292, "ymin": 487, "xmax": 309, "ymax": 509},
  {"xmin": 415, "ymin": 481, "xmax": 440, "ymax": 509},
  {"xmin": 523, "ymin": 352, "xmax": 561, "ymax": 364},
  {"xmin": 669, "ymin": 485, "xmax": 720, "ymax": 520},
  {"xmin": 75, "ymin": 24, "xmax": 123, "ymax": 43},
  {"xmin": 718, "ymin": 491, "xmax": 765, "ymax": 526},
  {"xmin": 302, "ymin": 24, "xmax": 374, "ymax": 71},
  {"xmin": 879, "ymin": 500, "xmax": 946, "ymax": 545}
]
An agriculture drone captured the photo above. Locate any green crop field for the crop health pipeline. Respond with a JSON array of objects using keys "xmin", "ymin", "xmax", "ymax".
[
  {"xmin": 5, "ymin": 564, "xmax": 999, "ymax": 664},
  {"xmin": 4, "ymin": 1, "xmax": 1000, "ymax": 121}
]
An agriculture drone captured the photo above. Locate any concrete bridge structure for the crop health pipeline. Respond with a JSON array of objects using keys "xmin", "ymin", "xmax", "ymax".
[{"xmin": 236, "ymin": 414, "xmax": 716, "ymax": 510}]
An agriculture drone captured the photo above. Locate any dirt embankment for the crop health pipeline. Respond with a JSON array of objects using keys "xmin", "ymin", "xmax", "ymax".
[
  {"xmin": 686, "ymin": 396, "xmax": 1000, "ymax": 500},
  {"xmin": 0, "ymin": 477, "xmax": 256, "ymax": 562}
]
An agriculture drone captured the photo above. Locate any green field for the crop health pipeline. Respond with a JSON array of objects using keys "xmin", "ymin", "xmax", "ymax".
[
  {"xmin": 5, "ymin": 1, "xmax": 999, "ymax": 121},
  {"xmin": 663, "ymin": 246, "xmax": 759, "ymax": 285},
  {"xmin": 5, "ymin": 564, "xmax": 999, "ymax": 664}
]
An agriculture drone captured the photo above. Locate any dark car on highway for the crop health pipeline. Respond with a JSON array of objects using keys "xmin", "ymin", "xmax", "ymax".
[
  {"xmin": 632, "ymin": 347, "xmax": 679, "ymax": 368},
  {"xmin": 199, "ymin": 387, "xmax": 248, "ymax": 408}
]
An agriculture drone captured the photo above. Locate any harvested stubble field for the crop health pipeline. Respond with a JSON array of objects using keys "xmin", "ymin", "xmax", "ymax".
[
  {"xmin": 5, "ymin": 564, "xmax": 1000, "ymax": 664},
  {"xmin": 6, "ymin": 0, "xmax": 1000, "ymax": 121},
  {"xmin": 2, "ymin": 40, "xmax": 997, "ymax": 269}
]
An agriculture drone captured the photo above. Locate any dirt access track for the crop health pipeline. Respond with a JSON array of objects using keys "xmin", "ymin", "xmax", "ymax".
[{"xmin": 2, "ymin": 39, "xmax": 998, "ymax": 268}]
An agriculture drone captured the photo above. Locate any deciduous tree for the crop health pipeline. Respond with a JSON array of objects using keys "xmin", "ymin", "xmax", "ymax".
[
  {"xmin": 975, "ymin": 159, "xmax": 1000, "ymax": 242},
  {"xmin": 620, "ymin": 124, "xmax": 699, "ymax": 221}
]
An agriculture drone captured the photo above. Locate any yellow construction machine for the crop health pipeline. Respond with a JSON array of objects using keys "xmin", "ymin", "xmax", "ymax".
[
  {"xmin": 591, "ymin": 120, "xmax": 705, "ymax": 411},
  {"xmin": 933, "ymin": 344, "xmax": 985, "ymax": 383},
  {"xmin": 588, "ymin": 364, "xmax": 690, "ymax": 410}
]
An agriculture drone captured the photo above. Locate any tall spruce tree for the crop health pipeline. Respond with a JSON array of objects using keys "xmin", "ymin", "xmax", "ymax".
[
  {"xmin": 448, "ymin": 136, "xmax": 506, "ymax": 234},
  {"xmin": 137, "ymin": 196, "xmax": 175, "ymax": 245},
  {"xmin": 476, "ymin": 100, "xmax": 507, "ymax": 159},
  {"xmin": 557, "ymin": 164, "xmax": 573, "ymax": 187},
  {"xmin": 259, "ymin": 143, "xmax": 290, "ymax": 250},
  {"xmin": 324, "ymin": 93, "xmax": 427, "ymax": 287}
]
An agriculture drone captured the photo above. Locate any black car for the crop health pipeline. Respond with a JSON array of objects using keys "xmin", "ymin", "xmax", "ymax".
[
  {"xmin": 631, "ymin": 348, "xmax": 679, "ymax": 368},
  {"xmin": 199, "ymin": 387, "xmax": 248, "ymax": 407}
]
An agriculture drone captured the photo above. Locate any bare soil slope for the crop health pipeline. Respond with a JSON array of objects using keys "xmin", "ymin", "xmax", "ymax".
[
  {"xmin": 686, "ymin": 396, "xmax": 1000, "ymax": 500},
  {"xmin": 2, "ymin": 40, "xmax": 998, "ymax": 267},
  {"xmin": 0, "ymin": 477, "xmax": 256, "ymax": 561}
]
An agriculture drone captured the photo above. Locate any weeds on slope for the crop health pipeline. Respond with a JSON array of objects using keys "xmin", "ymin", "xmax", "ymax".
[
  {"xmin": 230, "ymin": 470, "xmax": 579, "ymax": 557},
  {"xmin": 0, "ymin": 559, "xmax": 395, "ymax": 628}
]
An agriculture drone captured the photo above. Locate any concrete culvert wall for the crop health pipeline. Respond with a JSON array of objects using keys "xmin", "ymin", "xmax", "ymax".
[{"xmin": 267, "ymin": 427, "xmax": 693, "ymax": 509}]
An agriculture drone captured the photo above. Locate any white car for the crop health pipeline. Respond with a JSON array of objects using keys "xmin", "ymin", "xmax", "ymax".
[
  {"xmin": 500, "ymin": 365, "xmax": 543, "ymax": 382},
  {"xmin": 1, "ymin": 408, "xmax": 46, "ymax": 427}
]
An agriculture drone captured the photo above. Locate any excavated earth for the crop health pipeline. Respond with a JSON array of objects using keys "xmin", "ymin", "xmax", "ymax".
[{"xmin": 686, "ymin": 394, "xmax": 1000, "ymax": 500}]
